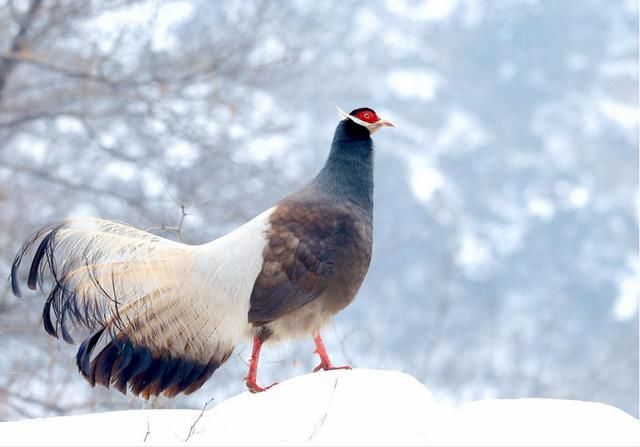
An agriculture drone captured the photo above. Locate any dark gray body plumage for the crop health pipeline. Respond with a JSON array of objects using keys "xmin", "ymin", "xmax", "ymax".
[{"xmin": 248, "ymin": 119, "xmax": 375, "ymax": 340}]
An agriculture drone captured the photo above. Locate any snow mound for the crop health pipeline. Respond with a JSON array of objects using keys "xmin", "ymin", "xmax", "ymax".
[
  {"xmin": 436, "ymin": 398, "xmax": 640, "ymax": 446},
  {"xmin": 0, "ymin": 369, "xmax": 637, "ymax": 446}
]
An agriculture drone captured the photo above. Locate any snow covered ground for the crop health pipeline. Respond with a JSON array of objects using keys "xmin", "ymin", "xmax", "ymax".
[{"xmin": 0, "ymin": 369, "xmax": 637, "ymax": 446}]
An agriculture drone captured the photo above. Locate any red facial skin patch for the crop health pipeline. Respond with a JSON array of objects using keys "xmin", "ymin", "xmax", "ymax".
[{"xmin": 353, "ymin": 109, "xmax": 379, "ymax": 124}]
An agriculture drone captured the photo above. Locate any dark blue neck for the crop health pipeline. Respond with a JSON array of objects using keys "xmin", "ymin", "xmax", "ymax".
[{"xmin": 312, "ymin": 120, "xmax": 374, "ymax": 212}]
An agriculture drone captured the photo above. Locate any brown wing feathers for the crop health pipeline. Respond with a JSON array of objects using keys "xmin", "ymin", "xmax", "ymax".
[{"xmin": 249, "ymin": 202, "xmax": 361, "ymax": 325}]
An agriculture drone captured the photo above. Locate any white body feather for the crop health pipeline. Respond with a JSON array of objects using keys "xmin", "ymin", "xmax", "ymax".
[{"xmin": 188, "ymin": 208, "xmax": 274, "ymax": 352}]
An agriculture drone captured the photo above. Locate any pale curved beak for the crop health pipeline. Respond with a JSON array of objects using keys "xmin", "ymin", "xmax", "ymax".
[
  {"xmin": 368, "ymin": 115, "xmax": 396, "ymax": 134},
  {"xmin": 376, "ymin": 117, "xmax": 396, "ymax": 128}
]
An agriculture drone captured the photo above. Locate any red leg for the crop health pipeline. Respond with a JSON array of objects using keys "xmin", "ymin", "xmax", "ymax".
[
  {"xmin": 312, "ymin": 331, "xmax": 352, "ymax": 372},
  {"xmin": 245, "ymin": 335, "xmax": 278, "ymax": 393}
]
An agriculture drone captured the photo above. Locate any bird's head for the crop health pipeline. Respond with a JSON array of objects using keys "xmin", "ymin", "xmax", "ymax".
[{"xmin": 338, "ymin": 107, "xmax": 395, "ymax": 135}]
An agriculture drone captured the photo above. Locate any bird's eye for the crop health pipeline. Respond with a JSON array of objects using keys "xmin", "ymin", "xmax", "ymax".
[{"xmin": 364, "ymin": 113, "xmax": 371, "ymax": 119}]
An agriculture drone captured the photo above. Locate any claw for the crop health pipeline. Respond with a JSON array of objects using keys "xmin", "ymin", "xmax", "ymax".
[
  {"xmin": 313, "ymin": 363, "xmax": 352, "ymax": 373},
  {"xmin": 246, "ymin": 378, "xmax": 279, "ymax": 393}
]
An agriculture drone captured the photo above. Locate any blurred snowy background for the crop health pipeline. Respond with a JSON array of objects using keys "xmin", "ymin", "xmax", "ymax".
[{"xmin": 0, "ymin": 0, "xmax": 637, "ymax": 420}]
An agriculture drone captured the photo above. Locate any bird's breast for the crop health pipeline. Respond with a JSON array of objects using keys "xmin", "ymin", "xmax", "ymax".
[{"xmin": 322, "ymin": 208, "xmax": 373, "ymax": 313}]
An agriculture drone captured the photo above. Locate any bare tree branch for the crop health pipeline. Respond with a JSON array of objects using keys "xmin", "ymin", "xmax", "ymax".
[{"xmin": 0, "ymin": 0, "xmax": 43, "ymax": 104}]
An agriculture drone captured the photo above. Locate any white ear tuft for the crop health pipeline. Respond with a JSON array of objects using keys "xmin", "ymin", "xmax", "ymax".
[{"xmin": 336, "ymin": 107, "xmax": 369, "ymax": 127}]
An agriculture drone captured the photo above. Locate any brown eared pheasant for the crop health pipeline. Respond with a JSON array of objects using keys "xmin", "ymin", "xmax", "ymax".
[{"xmin": 10, "ymin": 107, "xmax": 395, "ymax": 398}]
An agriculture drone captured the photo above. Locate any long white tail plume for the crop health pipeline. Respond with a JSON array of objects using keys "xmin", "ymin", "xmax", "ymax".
[{"xmin": 10, "ymin": 214, "xmax": 270, "ymax": 398}]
